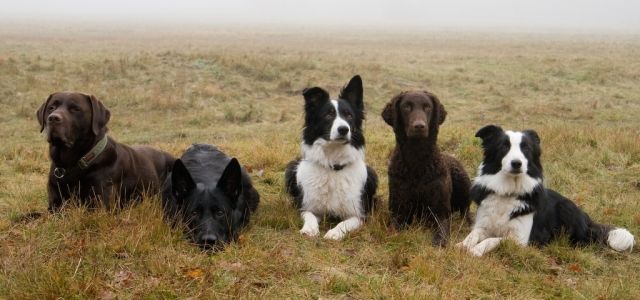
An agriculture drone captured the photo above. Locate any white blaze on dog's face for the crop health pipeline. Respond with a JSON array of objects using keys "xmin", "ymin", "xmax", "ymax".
[
  {"xmin": 474, "ymin": 125, "xmax": 543, "ymax": 196},
  {"xmin": 502, "ymin": 131, "xmax": 528, "ymax": 175},
  {"xmin": 329, "ymin": 100, "xmax": 352, "ymax": 142}
]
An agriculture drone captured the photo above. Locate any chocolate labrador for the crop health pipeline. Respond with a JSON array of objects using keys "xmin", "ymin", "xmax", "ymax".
[{"xmin": 37, "ymin": 92, "xmax": 175, "ymax": 211}]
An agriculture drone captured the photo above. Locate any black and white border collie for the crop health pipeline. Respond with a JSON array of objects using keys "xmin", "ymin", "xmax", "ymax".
[
  {"xmin": 285, "ymin": 75, "xmax": 378, "ymax": 241},
  {"xmin": 458, "ymin": 125, "xmax": 634, "ymax": 256}
]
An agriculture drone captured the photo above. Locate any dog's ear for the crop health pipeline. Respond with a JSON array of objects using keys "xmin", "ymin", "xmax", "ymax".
[
  {"xmin": 427, "ymin": 92, "xmax": 447, "ymax": 125},
  {"xmin": 523, "ymin": 129, "xmax": 540, "ymax": 145},
  {"xmin": 382, "ymin": 92, "xmax": 405, "ymax": 127},
  {"xmin": 36, "ymin": 93, "xmax": 54, "ymax": 132},
  {"xmin": 84, "ymin": 94, "xmax": 111, "ymax": 136},
  {"xmin": 339, "ymin": 75, "xmax": 364, "ymax": 113},
  {"xmin": 218, "ymin": 158, "xmax": 243, "ymax": 204},
  {"xmin": 303, "ymin": 87, "xmax": 330, "ymax": 109},
  {"xmin": 475, "ymin": 125, "xmax": 504, "ymax": 145},
  {"xmin": 171, "ymin": 159, "xmax": 195, "ymax": 203}
]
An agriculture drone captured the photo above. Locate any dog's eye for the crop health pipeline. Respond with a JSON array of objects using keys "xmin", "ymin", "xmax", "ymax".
[
  {"xmin": 325, "ymin": 111, "xmax": 335, "ymax": 120},
  {"xmin": 402, "ymin": 103, "xmax": 412, "ymax": 111},
  {"xmin": 343, "ymin": 111, "xmax": 353, "ymax": 119},
  {"xmin": 68, "ymin": 105, "xmax": 80, "ymax": 112},
  {"xmin": 47, "ymin": 105, "xmax": 55, "ymax": 111},
  {"xmin": 215, "ymin": 210, "xmax": 225, "ymax": 217}
]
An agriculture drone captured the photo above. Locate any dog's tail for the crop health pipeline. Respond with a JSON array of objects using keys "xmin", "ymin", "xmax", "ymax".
[{"xmin": 588, "ymin": 221, "xmax": 635, "ymax": 252}]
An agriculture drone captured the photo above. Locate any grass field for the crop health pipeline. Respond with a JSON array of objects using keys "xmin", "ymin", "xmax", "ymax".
[{"xmin": 1, "ymin": 22, "xmax": 640, "ymax": 298}]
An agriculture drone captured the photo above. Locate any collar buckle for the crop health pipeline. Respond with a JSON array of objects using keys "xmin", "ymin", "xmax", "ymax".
[{"xmin": 53, "ymin": 168, "xmax": 66, "ymax": 179}]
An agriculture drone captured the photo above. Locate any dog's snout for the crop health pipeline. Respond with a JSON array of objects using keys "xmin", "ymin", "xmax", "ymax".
[
  {"xmin": 199, "ymin": 234, "xmax": 219, "ymax": 246},
  {"xmin": 47, "ymin": 113, "xmax": 62, "ymax": 124},
  {"xmin": 413, "ymin": 121, "xmax": 426, "ymax": 130},
  {"xmin": 337, "ymin": 126, "xmax": 349, "ymax": 136},
  {"xmin": 511, "ymin": 160, "xmax": 522, "ymax": 169}
]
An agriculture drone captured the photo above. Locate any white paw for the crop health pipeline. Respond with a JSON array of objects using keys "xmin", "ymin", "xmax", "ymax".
[
  {"xmin": 469, "ymin": 245, "xmax": 486, "ymax": 257},
  {"xmin": 300, "ymin": 225, "xmax": 319, "ymax": 237},
  {"xmin": 324, "ymin": 228, "xmax": 346, "ymax": 241},
  {"xmin": 455, "ymin": 242, "xmax": 466, "ymax": 250},
  {"xmin": 608, "ymin": 228, "xmax": 635, "ymax": 252}
]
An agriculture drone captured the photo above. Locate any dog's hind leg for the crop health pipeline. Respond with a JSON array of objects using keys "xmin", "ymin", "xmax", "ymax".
[
  {"xmin": 299, "ymin": 211, "xmax": 320, "ymax": 237},
  {"xmin": 324, "ymin": 216, "xmax": 363, "ymax": 241}
]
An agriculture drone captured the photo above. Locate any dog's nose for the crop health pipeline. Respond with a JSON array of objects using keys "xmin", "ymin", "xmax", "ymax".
[
  {"xmin": 511, "ymin": 160, "xmax": 522, "ymax": 169},
  {"xmin": 199, "ymin": 234, "xmax": 218, "ymax": 246},
  {"xmin": 47, "ymin": 113, "xmax": 62, "ymax": 124},
  {"xmin": 337, "ymin": 126, "xmax": 349, "ymax": 136},
  {"xmin": 413, "ymin": 121, "xmax": 426, "ymax": 130}
]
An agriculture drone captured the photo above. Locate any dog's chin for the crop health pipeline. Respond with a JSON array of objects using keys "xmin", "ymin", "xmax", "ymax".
[
  {"xmin": 406, "ymin": 130, "xmax": 429, "ymax": 139},
  {"xmin": 506, "ymin": 169, "xmax": 524, "ymax": 176},
  {"xmin": 48, "ymin": 134, "xmax": 75, "ymax": 148},
  {"xmin": 330, "ymin": 137, "xmax": 350, "ymax": 145}
]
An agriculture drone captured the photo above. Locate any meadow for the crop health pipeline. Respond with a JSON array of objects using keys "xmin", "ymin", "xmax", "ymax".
[{"xmin": 1, "ymin": 22, "xmax": 639, "ymax": 298}]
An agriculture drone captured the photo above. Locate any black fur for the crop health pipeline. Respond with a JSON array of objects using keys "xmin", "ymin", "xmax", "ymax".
[
  {"xmin": 162, "ymin": 144, "xmax": 259, "ymax": 250},
  {"xmin": 474, "ymin": 125, "xmax": 629, "ymax": 248}
]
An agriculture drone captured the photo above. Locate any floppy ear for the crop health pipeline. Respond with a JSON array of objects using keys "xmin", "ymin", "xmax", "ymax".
[
  {"xmin": 381, "ymin": 92, "xmax": 405, "ymax": 127},
  {"xmin": 427, "ymin": 91, "xmax": 447, "ymax": 125},
  {"xmin": 475, "ymin": 125, "xmax": 504, "ymax": 147},
  {"xmin": 36, "ymin": 93, "xmax": 54, "ymax": 132},
  {"xmin": 302, "ymin": 87, "xmax": 330, "ymax": 110},
  {"xmin": 217, "ymin": 158, "xmax": 243, "ymax": 203},
  {"xmin": 523, "ymin": 129, "xmax": 540, "ymax": 145},
  {"xmin": 338, "ymin": 75, "xmax": 364, "ymax": 113},
  {"xmin": 171, "ymin": 159, "xmax": 196, "ymax": 202},
  {"xmin": 84, "ymin": 94, "xmax": 111, "ymax": 136}
]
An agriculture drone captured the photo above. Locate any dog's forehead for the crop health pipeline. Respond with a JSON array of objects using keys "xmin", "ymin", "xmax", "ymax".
[
  {"xmin": 402, "ymin": 92, "xmax": 431, "ymax": 105},
  {"xmin": 332, "ymin": 99, "xmax": 353, "ymax": 111},
  {"xmin": 505, "ymin": 130, "xmax": 524, "ymax": 145},
  {"xmin": 51, "ymin": 92, "xmax": 88, "ymax": 105}
]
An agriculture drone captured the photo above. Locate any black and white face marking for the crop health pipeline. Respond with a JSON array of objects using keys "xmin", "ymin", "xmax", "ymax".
[
  {"xmin": 474, "ymin": 125, "xmax": 543, "ymax": 195},
  {"xmin": 329, "ymin": 99, "xmax": 354, "ymax": 142},
  {"xmin": 301, "ymin": 76, "xmax": 365, "ymax": 149}
]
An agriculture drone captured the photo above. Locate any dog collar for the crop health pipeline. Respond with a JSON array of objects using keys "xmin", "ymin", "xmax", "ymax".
[{"xmin": 53, "ymin": 135, "xmax": 109, "ymax": 179}]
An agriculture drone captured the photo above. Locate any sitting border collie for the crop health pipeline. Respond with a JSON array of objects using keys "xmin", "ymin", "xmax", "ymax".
[
  {"xmin": 458, "ymin": 125, "xmax": 634, "ymax": 256},
  {"xmin": 285, "ymin": 75, "xmax": 378, "ymax": 241},
  {"xmin": 162, "ymin": 144, "xmax": 259, "ymax": 250}
]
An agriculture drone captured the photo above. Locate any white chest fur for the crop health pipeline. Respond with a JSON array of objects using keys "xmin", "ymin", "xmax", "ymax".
[
  {"xmin": 296, "ymin": 159, "xmax": 367, "ymax": 219},
  {"xmin": 474, "ymin": 194, "xmax": 534, "ymax": 245}
]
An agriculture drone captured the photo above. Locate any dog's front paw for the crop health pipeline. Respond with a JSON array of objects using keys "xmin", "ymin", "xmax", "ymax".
[
  {"xmin": 300, "ymin": 225, "xmax": 319, "ymax": 237},
  {"xmin": 469, "ymin": 246, "xmax": 486, "ymax": 257},
  {"xmin": 324, "ymin": 228, "xmax": 346, "ymax": 241}
]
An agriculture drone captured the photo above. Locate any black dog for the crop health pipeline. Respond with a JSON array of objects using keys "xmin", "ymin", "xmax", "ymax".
[
  {"xmin": 37, "ymin": 92, "xmax": 174, "ymax": 211},
  {"xmin": 162, "ymin": 144, "xmax": 259, "ymax": 250}
]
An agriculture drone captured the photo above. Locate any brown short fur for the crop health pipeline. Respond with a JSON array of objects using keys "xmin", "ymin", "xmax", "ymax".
[
  {"xmin": 36, "ymin": 92, "xmax": 175, "ymax": 211},
  {"xmin": 382, "ymin": 91, "xmax": 471, "ymax": 246}
]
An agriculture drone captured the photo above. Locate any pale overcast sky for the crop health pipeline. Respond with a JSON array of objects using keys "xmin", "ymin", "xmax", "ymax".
[{"xmin": 2, "ymin": 0, "xmax": 639, "ymax": 30}]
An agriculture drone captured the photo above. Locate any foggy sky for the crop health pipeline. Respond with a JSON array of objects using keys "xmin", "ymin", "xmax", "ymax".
[{"xmin": 2, "ymin": 0, "xmax": 639, "ymax": 31}]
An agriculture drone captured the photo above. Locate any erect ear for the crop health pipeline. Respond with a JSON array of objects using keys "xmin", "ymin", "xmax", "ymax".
[
  {"xmin": 523, "ymin": 129, "xmax": 541, "ymax": 145},
  {"xmin": 381, "ymin": 92, "xmax": 406, "ymax": 127},
  {"xmin": 338, "ymin": 75, "xmax": 363, "ymax": 113},
  {"xmin": 475, "ymin": 125, "xmax": 504, "ymax": 147},
  {"xmin": 84, "ymin": 94, "xmax": 111, "ymax": 136},
  {"xmin": 171, "ymin": 159, "xmax": 195, "ymax": 202},
  {"xmin": 302, "ymin": 87, "xmax": 330, "ymax": 110},
  {"xmin": 426, "ymin": 91, "xmax": 447, "ymax": 125},
  {"xmin": 217, "ymin": 158, "xmax": 243, "ymax": 203},
  {"xmin": 36, "ymin": 93, "xmax": 54, "ymax": 132}
]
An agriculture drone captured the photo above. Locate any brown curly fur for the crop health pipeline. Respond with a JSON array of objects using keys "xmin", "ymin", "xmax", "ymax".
[{"xmin": 382, "ymin": 91, "xmax": 471, "ymax": 246}]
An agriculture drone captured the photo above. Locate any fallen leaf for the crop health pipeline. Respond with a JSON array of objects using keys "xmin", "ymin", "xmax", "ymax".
[
  {"xmin": 634, "ymin": 214, "xmax": 640, "ymax": 225},
  {"xmin": 183, "ymin": 268, "xmax": 204, "ymax": 280},
  {"xmin": 603, "ymin": 207, "xmax": 615, "ymax": 216},
  {"xmin": 113, "ymin": 270, "xmax": 133, "ymax": 287},
  {"xmin": 568, "ymin": 263, "xmax": 582, "ymax": 273}
]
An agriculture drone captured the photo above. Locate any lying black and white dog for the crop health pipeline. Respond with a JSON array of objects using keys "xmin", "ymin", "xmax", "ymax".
[
  {"xmin": 285, "ymin": 75, "xmax": 378, "ymax": 240},
  {"xmin": 162, "ymin": 144, "xmax": 259, "ymax": 250},
  {"xmin": 458, "ymin": 125, "xmax": 634, "ymax": 256}
]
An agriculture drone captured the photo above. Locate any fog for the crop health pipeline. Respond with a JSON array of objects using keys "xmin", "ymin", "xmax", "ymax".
[{"xmin": 2, "ymin": 0, "xmax": 639, "ymax": 31}]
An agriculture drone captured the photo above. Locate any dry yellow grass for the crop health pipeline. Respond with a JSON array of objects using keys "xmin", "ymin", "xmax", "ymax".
[{"xmin": 1, "ymin": 22, "xmax": 639, "ymax": 298}]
